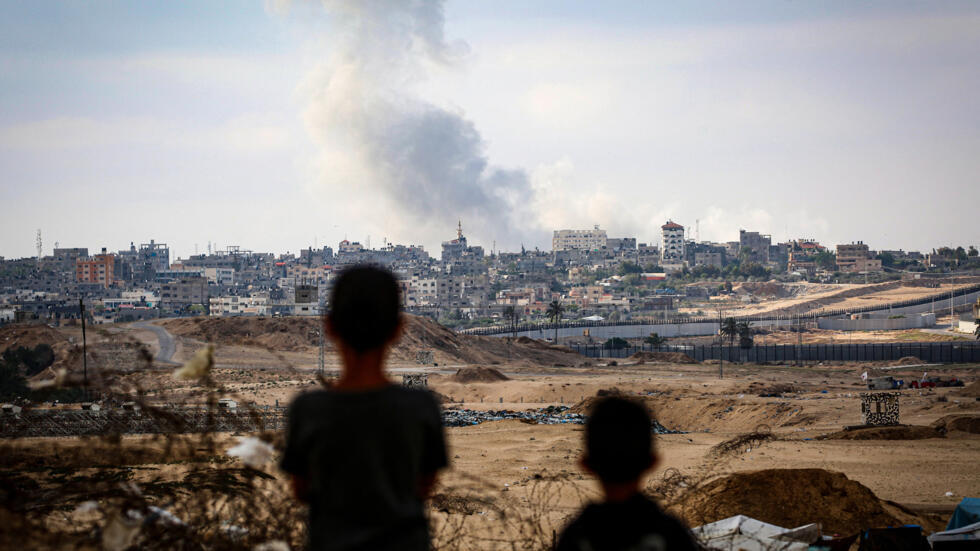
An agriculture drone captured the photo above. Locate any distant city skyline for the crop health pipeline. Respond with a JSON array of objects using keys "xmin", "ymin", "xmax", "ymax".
[{"xmin": 2, "ymin": 1, "xmax": 978, "ymax": 259}]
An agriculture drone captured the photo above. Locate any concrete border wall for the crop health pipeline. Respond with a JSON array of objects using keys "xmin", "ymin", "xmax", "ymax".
[{"xmin": 817, "ymin": 313, "xmax": 936, "ymax": 331}]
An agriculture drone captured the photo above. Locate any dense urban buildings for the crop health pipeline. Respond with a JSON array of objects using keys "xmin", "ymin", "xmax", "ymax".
[{"xmin": 1, "ymin": 221, "xmax": 976, "ymax": 328}]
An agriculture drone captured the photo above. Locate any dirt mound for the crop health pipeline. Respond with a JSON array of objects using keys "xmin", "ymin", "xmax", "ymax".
[
  {"xmin": 161, "ymin": 315, "xmax": 589, "ymax": 367},
  {"xmin": 159, "ymin": 317, "xmax": 320, "ymax": 352},
  {"xmin": 629, "ymin": 351, "xmax": 696, "ymax": 364},
  {"xmin": 932, "ymin": 415, "xmax": 980, "ymax": 434},
  {"xmin": 0, "ymin": 324, "xmax": 69, "ymax": 353},
  {"xmin": 894, "ymin": 356, "xmax": 924, "ymax": 366},
  {"xmin": 568, "ymin": 388, "xmax": 630, "ymax": 414},
  {"xmin": 957, "ymin": 381, "xmax": 980, "ymax": 397},
  {"xmin": 737, "ymin": 281, "xmax": 793, "ymax": 299},
  {"xmin": 671, "ymin": 469, "xmax": 908, "ymax": 535},
  {"xmin": 746, "ymin": 382, "xmax": 797, "ymax": 396},
  {"xmin": 820, "ymin": 425, "xmax": 942, "ymax": 441},
  {"xmin": 452, "ymin": 367, "xmax": 510, "ymax": 383}
]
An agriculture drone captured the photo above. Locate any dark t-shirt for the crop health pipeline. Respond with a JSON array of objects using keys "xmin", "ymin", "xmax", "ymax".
[
  {"xmin": 281, "ymin": 385, "xmax": 448, "ymax": 551},
  {"xmin": 556, "ymin": 493, "xmax": 698, "ymax": 551}
]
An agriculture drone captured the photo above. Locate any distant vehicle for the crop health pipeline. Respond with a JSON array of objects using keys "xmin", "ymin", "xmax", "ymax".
[
  {"xmin": 867, "ymin": 376, "xmax": 903, "ymax": 390},
  {"xmin": 909, "ymin": 377, "xmax": 964, "ymax": 389}
]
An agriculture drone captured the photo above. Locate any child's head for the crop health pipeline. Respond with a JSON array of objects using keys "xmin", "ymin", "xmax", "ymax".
[
  {"xmin": 583, "ymin": 397, "xmax": 657, "ymax": 485},
  {"xmin": 327, "ymin": 265, "xmax": 402, "ymax": 354}
]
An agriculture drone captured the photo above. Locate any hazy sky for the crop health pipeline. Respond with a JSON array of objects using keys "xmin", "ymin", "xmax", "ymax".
[{"xmin": 1, "ymin": 0, "xmax": 978, "ymax": 260}]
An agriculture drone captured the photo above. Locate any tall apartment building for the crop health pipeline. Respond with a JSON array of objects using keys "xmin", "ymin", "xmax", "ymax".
[
  {"xmin": 160, "ymin": 276, "xmax": 209, "ymax": 313},
  {"xmin": 54, "ymin": 247, "xmax": 89, "ymax": 270},
  {"xmin": 553, "ymin": 225, "xmax": 608, "ymax": 252},
  {"xmin": 738, "ymin": 230, "xmax": 771, "ymax": 264},
  {"xmin": 836, "ymin": 242, "xmax": 882, "ymax": 273},
  {"xmin": 660, "ymin": 221, "xmax": 685, "ymax": 266},
  {"xmin": 75, "ymin": 249, "xmax": 115, "ymax": 288}
]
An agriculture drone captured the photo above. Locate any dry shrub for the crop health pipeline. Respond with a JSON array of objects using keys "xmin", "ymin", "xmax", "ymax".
[
  {"xmin": 0, "ymin": 332, "xmax": 309, "ymax": 550},
  {"xmin": 430, "ymin": 470, "xmax": 595, "ymax": 551}
]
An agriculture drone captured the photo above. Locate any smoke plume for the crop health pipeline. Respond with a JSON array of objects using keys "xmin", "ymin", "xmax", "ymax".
[{"xmin": 303, "ymin": 0, "xmax": 540, "ymax": 249}]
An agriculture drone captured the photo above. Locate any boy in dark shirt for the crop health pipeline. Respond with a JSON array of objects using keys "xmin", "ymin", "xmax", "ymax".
[
  {"xmin": 556, "ymin": 397, "xmax": 697, "ymax": 551},
  {"xmin": 281, "ymin": 266, "xmax": 448, "ymax": 550}
]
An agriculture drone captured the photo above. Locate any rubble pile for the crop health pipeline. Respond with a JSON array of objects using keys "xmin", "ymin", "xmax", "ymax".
[
  {"xmin": 441, "ymin": 405, "xmax": 679, "ymax": 434},
  {"xmin": 442, "ymin": 406, "xmax": 583, "ymax": 427}
]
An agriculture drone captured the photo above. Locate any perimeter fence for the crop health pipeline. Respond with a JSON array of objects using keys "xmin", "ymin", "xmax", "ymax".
[
  {"xmin": 0, "ymin": 406, "xmax": 286, "ymax": 438},
  {"xmin": 465, "ymin": 283, "xmax": 980, "ymax": 336},
  {"xmin": 568, "ymin": 341, "xmax": 980, "ymax": 363}
]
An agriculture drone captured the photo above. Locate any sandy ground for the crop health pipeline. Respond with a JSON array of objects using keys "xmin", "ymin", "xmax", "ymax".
[
  {"xmin": 4, "ymin": 314, "xmax": 980, "ymax": 548},
  {"xmin": 699, "ymin": 280, "xmax": 978, "ymax": 317}
]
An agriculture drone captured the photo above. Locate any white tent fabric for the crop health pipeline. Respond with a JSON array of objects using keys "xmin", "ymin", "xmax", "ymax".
[
  {"xmin": 580, "ymin": 315, "xmax": 604, "ymax": 321},
  {"xmin": 692, "ymin": 515, "xmax": 820, "ymax": 551},
  {"xmin": 928, "ymin": 520, "xmax": 980, "ymax": 545}
]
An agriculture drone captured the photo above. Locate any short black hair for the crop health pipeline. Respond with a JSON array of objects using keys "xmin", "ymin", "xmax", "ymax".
[
  {"xmin": 327, "ymin": 265, "xmax": 402, "ymax": 353},
  {"xmin": 585, "ymin": 397, "xmax": 654, "ymax": 484}
]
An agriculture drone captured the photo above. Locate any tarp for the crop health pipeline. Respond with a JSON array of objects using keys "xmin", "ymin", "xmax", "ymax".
[
  {"xmin": 928, "ymin": 520, "xmax": 980, "ymax": 549},
  {"xmin": 691, "ymin": 515, "xmax": 820, "ymax": 551},
  {"xmin": 580, "ymin": 315, "xmax": 604, "ymax": 321},
  {"xmin": 858, "ymin": 526, "xmax": 929, "ymax": 551},
  {"xmin": 947, "ymin": 497, "xmax": 980, "ymax": 530}
]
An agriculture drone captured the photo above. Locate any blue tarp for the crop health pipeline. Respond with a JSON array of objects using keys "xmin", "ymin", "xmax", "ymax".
[{"xmin": 947, "ymin": 498, "xmax": 980, "ymax": 530}]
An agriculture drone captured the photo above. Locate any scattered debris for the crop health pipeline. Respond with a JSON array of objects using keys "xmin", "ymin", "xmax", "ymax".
[
  {"xmin": 173, "ymin": 345, "xmax": 214, "ymax": 381},
  {"xmin": 227, "ymin": 436, "xmax": 276, "ymax": 469}
]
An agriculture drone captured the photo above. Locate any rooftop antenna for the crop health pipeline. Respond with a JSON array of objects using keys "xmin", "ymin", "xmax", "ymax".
[
  {"xmin": 207, "ymin": 241, "xmax": 212, "ymax": 255},
  {"xmin": 695, "ymin": 219, "xmax": 700, "ymax": 243},
  {"xmin": 35, "ymin": 229, "xmax": 42, "ymax": 263},
  {"xmin": 457, "ymin": 220, "xmax": 463, "ymax": 239}
]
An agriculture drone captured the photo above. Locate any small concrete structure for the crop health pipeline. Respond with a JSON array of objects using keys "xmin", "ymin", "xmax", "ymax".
[
  {"xmin": 860, "ymin": 392, "xmax": 900, "ymax": 426},
  {"xmin": 80, "ymin": 402, "xmax": 101, "ymax": 411},
  {"xmin": 401, "ymin": 374, "xmax": 428, "ymax": 389},
  {"xmin": 1, "ymin": 404, "xmax": 23, "ymax": 415},
  {"xmin": 217, "ymin": 398, "xmax": 238, "ymax": 411}
]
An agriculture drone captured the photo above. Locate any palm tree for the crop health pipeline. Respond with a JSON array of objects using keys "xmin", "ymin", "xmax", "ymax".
[
  {"xmin": 720, "ymin": 317, "xmax": 739, "ymax": 349},
  {"xmin": 546, "ymin": 300, "xmax": 564, "ymax": 344},
  {"xmin": 503, "ymin": 305, "xmax": 518, "ymax": 337},
  {"xmin": 645, "ymin": 332, "xmax": 666, "ymax": 349}
]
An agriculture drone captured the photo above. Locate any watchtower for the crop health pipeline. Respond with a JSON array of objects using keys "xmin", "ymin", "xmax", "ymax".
[{"xmin": 860, "ymin": 392, "xmax": 900, "ymax": 426}]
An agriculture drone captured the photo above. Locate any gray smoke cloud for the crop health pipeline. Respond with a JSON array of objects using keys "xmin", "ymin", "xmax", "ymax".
[{"xmin": 303, "ymin": 0, "xmax": 542, "ymax": 249}]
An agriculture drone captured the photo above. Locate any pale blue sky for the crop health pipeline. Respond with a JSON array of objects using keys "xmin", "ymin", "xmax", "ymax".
[{"xmin": 1, "ymin": 1, "xmax": 977, "ymax": 259}]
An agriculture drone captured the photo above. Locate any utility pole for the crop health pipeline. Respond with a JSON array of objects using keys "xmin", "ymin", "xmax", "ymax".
[
  {"xmin": 950, "ymin": 275, "xmax": 955, "ymax": 330},
  {"xmin": 318, "ymin": 327, "xmax": 325, "ymax": 376},
  {"xmin": 717, "ymin": 307, "xmax": 724, "ymax": 379},
  {"xmin": 79, "ymin": 298, "xmax": 88, "ymax": 395}
]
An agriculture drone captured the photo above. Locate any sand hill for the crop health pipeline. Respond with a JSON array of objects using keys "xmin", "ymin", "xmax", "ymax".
[
  {"xmin": 670, "ymin": 468, "xmax": 928, "ymax": 535},
  {"xmin": 158, "ymin": 315, "xmax": 589, "ymax": 367}
]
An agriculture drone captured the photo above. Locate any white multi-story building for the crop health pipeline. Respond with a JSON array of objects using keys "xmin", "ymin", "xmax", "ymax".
[
  {"xmin": 204, "ymin": 267, "xmax": 235, "ymax": 286},
  {"xmin": 552, "ymin": 225, "xmax": 608, "ymax": 252},
  {"xmin": 413, "ymin": 278, "xmax": 439, "ymax": 306},
  {"xmin": 209, "ymin": 295, "xmax": 269, "ymax": 316},
  {"xmin": 102, "ymin": 290, "xmax": 159, "ymax": 309},
  {"xmin": 660, "ymin": 221, "xmax": 685, "ymax": 270}
]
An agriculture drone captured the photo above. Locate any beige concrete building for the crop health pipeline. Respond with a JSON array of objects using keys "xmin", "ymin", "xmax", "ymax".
[
  {"xmin": 836, "ymin": 242, "xmax": 882, "ymax": 272},
  {"xmin": 553, "ymin": 226, "xmax": 608, "ymax": 252}
]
